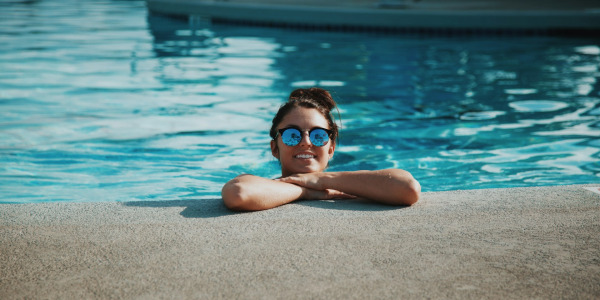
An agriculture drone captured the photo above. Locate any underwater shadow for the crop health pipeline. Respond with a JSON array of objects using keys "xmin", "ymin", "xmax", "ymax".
[
  {"xmin": 122, "ymin": 198, "xmax": 236, "ymax": 219},
  {"xmin": 297, "ymin": 199, "xmax": 410, "ymax": 212}
]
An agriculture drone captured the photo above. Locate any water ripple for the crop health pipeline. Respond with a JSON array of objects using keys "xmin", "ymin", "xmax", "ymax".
[{"xmin": 1, "ymin": 0, "xmax": 599, "ymax": 203}]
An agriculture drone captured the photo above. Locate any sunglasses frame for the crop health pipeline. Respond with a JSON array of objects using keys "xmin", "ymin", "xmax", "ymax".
[{"xmin": 275, "ymin": 126, "xmax": 333, "ymax": 147}]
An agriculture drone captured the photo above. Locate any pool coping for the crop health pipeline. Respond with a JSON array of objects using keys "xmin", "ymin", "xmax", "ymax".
[
  {"xmin": 146, "ymin": 0, "xmax": 600, "ymax": 33},
  {"xmin": 1, "ymin": 184, "xmax": 599, "ymax": 298}
]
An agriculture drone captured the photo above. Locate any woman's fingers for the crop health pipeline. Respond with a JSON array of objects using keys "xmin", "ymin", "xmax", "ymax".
[
  {"xmin": 277, "ymin": 173, "xmax": 323, "ymax": 189},
  {"xmin": 276, "ymin": 175, "xmax": 305, "ymax": 186},
  {"xmin": 302, "ymin": 188, "xmax": 356, "ymax": 200},
  {"xmin": 325, "ymin": 189, "xmax": 357, "ymax": 199}
]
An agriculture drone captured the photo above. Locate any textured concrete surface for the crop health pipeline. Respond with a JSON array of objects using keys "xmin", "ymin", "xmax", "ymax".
[{"xmin": 1, "ymin": 185, "xmax": 599, "ymax": 299}]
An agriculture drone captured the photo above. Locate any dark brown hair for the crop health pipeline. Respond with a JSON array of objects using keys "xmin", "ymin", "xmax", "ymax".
[{"xmin": 270, "ymin": 87, "xmax": 339, "ymax": 144}]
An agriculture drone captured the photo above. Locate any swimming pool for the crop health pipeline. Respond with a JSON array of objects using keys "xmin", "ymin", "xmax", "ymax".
[{"xmin": 1, "ymin": 0, "xmax": 599, "ymax": 203}]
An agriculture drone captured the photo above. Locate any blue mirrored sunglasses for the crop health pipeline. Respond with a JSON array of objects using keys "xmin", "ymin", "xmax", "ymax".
[{"xmin": 276, "ymin": 127, "xmax": 332, "ymax": 147}]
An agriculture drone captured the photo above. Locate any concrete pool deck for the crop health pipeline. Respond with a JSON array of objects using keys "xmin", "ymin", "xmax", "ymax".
[
  {"xmin": 1, "ymin": 184, "xmax": 599, "ymax": 299},
  {"xmin": 146, "ymin": 0, "xmax": 600, "ymax": 33}
]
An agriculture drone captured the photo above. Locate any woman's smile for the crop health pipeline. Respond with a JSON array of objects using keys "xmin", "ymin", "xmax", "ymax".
[{"xmin": 295, "ymin": 152, "xmax": 316, "ymax": 159}]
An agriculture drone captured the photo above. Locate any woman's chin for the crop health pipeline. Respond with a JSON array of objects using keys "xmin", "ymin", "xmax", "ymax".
[{"xmin": 284, "ymin": 164, "xmax": 323, "ymax": 176}]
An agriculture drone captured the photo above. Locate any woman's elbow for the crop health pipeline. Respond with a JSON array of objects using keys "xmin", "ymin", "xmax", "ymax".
[
  {"xmin": 221, "ymin": 177, "xmax": 252, "ymax": 211},
  {"xmin": 402, "ymin": 177, "xmax": 421, "ymax": 206},
  {"xmin": 389, "ymin": 169, "xmax": 421, "ymax": 206}
]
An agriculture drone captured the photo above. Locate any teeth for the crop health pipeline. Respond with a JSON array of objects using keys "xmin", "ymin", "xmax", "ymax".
[{"xmin": 296, "ymin": 154, "xmax": 314, "ymax": 159}]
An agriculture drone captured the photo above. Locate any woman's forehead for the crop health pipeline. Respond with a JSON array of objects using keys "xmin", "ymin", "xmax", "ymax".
[{"xmin": 278, "ymin": 107, "xmax": 329, "ymax": 128}]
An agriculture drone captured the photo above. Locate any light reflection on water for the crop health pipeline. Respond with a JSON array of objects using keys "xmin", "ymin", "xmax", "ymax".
[{"xmin": 0, "ymin": 0, "xmax": 599, "ymax": 203}]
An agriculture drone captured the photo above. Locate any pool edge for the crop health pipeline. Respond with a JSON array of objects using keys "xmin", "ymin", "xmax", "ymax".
[{"xmin": 1, "ymin": 184, "xmax": 599, "ymax": 298}]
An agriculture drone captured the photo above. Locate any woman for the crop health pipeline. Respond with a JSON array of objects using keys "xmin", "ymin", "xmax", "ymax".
[{"xmin": 222, "ymin": 87, "xmax": 420, "ymax": 211}]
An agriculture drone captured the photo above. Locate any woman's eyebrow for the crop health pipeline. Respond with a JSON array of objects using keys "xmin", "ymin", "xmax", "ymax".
[
  {"xmin": 280, "ymin": 124, "xmax": 301, "ymax": 129},
  {"xmin": 281, "ymin": 125, "xmax": 329, "ymax": 130}
]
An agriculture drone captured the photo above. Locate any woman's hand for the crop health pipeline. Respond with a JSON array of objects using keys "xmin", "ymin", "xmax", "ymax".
[
  {"xmin": 301, "ymin": 186, "xmax": 357, "ymax": 200},
  {"xmin": 277, "ymin": 173, "xmax": 356, "ymax": 200},
  {"xmin": 276, "ymin": 172, "xmax": 328, "ymax": 190}
]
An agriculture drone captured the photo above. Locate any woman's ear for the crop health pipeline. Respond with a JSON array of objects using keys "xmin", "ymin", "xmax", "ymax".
[
  {"xmin": 270, "ymin": 140, "xmax": 279, "ymax": 159},
  {"xmin": 328, "ymin": 143, "xmax": 335, "ymax": 160}
]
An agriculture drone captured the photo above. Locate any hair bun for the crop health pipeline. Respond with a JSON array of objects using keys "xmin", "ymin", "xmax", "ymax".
[{"xmin": 289, "ymin": 87, "xmax": 336, "ymax": 111}]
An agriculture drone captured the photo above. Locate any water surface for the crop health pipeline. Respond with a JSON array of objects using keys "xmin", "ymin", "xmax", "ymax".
[{"xmin": 1, "ymin": 0, "xmax": 599, "ymax": 203}]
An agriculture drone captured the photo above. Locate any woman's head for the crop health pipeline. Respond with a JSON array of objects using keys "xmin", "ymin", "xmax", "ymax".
[
  {"xmin": 270, "ymin": 87, "xmax": 340, "ymax": 176},
  {"xmin": 270, "ymin": 88, "xmax": 339, "ymax": 142}
]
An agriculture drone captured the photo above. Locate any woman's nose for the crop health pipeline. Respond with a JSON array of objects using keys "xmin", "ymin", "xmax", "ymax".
[{"xmin": 298, "ymin": 131, "xmax": 312, "ymax": 147}]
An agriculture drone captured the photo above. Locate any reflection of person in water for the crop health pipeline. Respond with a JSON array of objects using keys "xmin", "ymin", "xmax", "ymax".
[{"xmin": 222, "ymin": 87, "xmax": 421, "ymax": 211}]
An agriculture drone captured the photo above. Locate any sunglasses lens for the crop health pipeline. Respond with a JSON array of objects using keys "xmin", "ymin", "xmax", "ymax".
[
  {"xmin": 281, "ymin": 128, "xmax": 302, "ymax": 146},
  {"xmin": 309, "ymin": 128, "xmax": 329, "ymax": 147}
]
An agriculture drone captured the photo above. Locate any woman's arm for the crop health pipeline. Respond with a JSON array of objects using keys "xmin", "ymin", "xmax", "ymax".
[
  {"xmin": 277, "ymin": 169, "xmax": 421, "ymax": 206},
  {"xmin": 221, "ymin": 174, "xmax": 355, "ymax": 211}
]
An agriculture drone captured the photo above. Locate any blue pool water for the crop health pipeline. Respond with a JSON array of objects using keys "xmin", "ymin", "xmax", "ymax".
[{"xmin": 1, "ymin": 0, "xmax": 599, "ymax": 203}]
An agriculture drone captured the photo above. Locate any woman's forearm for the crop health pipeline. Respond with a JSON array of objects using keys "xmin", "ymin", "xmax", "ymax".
[
  {"xmin": 221, "ymin": 174, "xmax": 304, "ymax": 211},
  {"xmin": 320, "ymin": 169, "xmax": 420, "ymax": 205},
  {"xmin": 222, "ymin": 169, "xmax": 420, "ymax": 211}
]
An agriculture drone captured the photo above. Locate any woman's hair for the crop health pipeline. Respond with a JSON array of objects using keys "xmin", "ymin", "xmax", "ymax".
[{"xmin": 270, "ymin": 87, "xmax": 339, "ymax": 144}]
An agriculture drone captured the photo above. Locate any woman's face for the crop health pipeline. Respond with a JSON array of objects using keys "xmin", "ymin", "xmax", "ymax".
[{"xmin": 271, "ymin": 106, "xmax": 335, "ymax": 177}]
